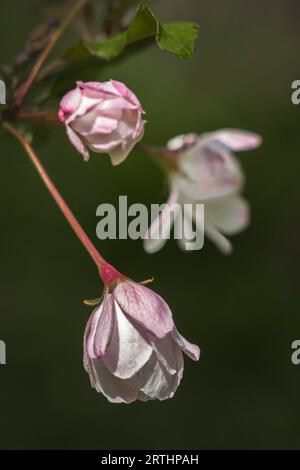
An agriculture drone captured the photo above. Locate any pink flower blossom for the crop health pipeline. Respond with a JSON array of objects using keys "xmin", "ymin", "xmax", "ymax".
[
  {"xmin": 144, "ymin": 129, "xmax": 262, "ymax": 254},
  {"xmin": 59, "ymin": 80, "xmax": 145, "ymax": 166},
  {"xmin": 84, "ymin": 278, "xmax": 200, "ymax": 403}
]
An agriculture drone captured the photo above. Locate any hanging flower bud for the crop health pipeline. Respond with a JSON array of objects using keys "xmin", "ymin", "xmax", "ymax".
[
  {"xmin": 59, "ymin": 80, "xmax": 145, "ymax": 166},
  {"xmin": 84, "ymin": 277, "xmax": 200, "ymax": 403}
]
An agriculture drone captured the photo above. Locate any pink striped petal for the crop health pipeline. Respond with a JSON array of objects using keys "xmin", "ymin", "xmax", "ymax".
[
  {"xmin": 88, "ymin": 138, "xmax": 122, "ymax": 152},
  {"xmin": 108, "ymin": 140, "xmax": 137, "ymax": 166},
  {"xmin": 83, "ymin": 313, "xmax": 95, "ymax": 387},
  {"xmin": 66, "ymin": 125, "xmax": 89, "ymax": 161},
  {"xmin": 111, "ymin": 80, "xmax": 143, "ymax": 109},
  {"xmin": 178, "ymin": 144, "xmax": 243, "ymax": 199},
  {"xmin": 114, "ymin": 281, "xmax": 174, "ymax": 339},
  {"xmin": 86, "ymin": 304, "xmax": 104, "ymax": 359},
  {"xmin": 91, "ymin": 359, "xmax": 140, "ymax": 403},
  {"xmin": 139, "ymin": 352, "xmax": 183, "ymax": 401},
  {"xmin": 98, "ymin": 97, "xmax": 139, "ymax": 111},
  {"xmin": 59, "ymin": 88, "xmax": 82, "ymax": 122},
  {"xmin": 206, "ymin": 195, "xmax": 249, "ymax": 235},
  {"xmin": 133, "ymin": 113, "xmax": 145, "ymax": 139},
  {"xmin": 151, "ymin": 333, "xmax": 183, "ymax": 375},
  {"xmin": 205, "ymin": 224, "xmax": 233, "ymax": 254},
  {"xmin": 210, "ymin": 129, "xmax": 262, "ymax": 151},
  {"xmin": 77, "ymin": 80, "xmax": 118, "ymax": 97},
  {"xmin": 172, "ymin": 329, "xmax": 200, "ymax": 361},
  {"xmin": 93, "ymin": 294, "xmax": 115, "ymax": 357},
  {"xmin": 102, "ymin": 301, "xmax": 152, "ymax": 379}
]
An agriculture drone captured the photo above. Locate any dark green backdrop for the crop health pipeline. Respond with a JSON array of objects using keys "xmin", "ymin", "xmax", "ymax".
[{"xmin": 0, "ymin": 0, "xmax": 299, "ymax": 449}]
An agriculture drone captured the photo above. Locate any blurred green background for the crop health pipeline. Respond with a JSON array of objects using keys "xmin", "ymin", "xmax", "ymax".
[{"xmin": 0, "ymin": 0, "xmax": 300, "ymax": 450}]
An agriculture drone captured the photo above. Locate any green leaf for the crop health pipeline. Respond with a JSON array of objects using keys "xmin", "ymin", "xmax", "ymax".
[
  {"xmin": 158, "ymin": 22, "xmax": 200, "ymax": 60},
  {"xmin": 87, "ymin": 32, "xmax": 128, "ymax": 60},
  {"xmin": 126, "ymin": 1, "xmax": 158, "ymax": 43},
  {"xmin": 63, "ymin": 1, "xmax": 199, "ymax": 62}
]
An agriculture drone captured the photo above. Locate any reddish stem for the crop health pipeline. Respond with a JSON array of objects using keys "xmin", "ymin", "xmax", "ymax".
[
  {"xmin": 3, "ymin": 120, "xmax": 122, "ymax": 286},
  {"xmin": 14, "ymin": 0, "xmax": 89, "ymax": 107},
  {"xmin": 18, "ymin": 109, "xmax": 62, "ymax": 126}
]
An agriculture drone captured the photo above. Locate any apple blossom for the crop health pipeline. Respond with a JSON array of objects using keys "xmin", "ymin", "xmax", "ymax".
[
  {"xmin": 84, "ymin": 275, "xmax": 200, "ymax": 403},
  {"xmin": 143, "ymin": 129, "xmax": 262, "ymax": 254},
  {"xmin": 59, "ymin": 80, "xmax": 145, "ymax": 165}
]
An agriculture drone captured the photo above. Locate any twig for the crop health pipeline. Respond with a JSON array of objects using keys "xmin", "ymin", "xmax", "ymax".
[
  {"xmin": 3, "ymin": 120, "xmax": 106, "ymax": 271},
  {"xmin": 14, "ymin": 0, "xmax": 89, "ymax": 107},
  {"xmin": 18, "ymin": 109, "xmax": 61, "ymax": 126}
]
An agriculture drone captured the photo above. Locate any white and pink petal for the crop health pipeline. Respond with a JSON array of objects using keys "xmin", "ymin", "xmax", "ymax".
[
  {"xmin": 66, "ymin": 125, "xmax": 89, "ymax": 161},
  {"xmin": 139, "ymin": 352, "xmax": 183, "ymax": 401},
  {"xmin": 209, "ymin": 129, "xmax": 262, "ymax": 151},
  {"xmin": 205, "ymin": 195, "xmax": 249, "ymax": 235},
  {"xmin": 90, "ymin": 359, "xmax": 140, "ymax": 404},
  {"xmin": 102, "ymin": 301, "xmax": 152, "ymax": 379},
  {"xmin": 172, "ymin": 329, "xmax": 200, "ymax": 361},
  {"xmin": 114, "ymin": 281, "xmax": 174, "ymax": 339}
]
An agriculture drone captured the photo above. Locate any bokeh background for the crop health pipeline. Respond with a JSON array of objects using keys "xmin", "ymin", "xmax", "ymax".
[{"xmin": 0, "ymin": 0, "xmax": 300, "ymax": 450}]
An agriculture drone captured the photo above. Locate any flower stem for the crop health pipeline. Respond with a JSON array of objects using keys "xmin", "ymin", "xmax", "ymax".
[
  {"xmin": 137, "ymin": 143, "xmax": 179, "ymax": 172},
  {"xmin": 18, "ymin": 109, "xmax": 61, "ymax": 126},
  {"xmin": 14, "ymin": 0, "xmax": 89, "ymax": 106},
  {"xmin": 3, "ymin": 120, "xmax": 109, "ymax": 275}
]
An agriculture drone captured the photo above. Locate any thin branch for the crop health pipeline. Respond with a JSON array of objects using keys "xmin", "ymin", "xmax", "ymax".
[
  {"xmin": 14, "ymin": 0, "xmax": 89, "ymax": 107},
  {"xmin": 18, "ymin": 109, "xmax": 61, "ymax": 126},
  {"xmin": 3, "ymin": 120, "xmax": 106, "ymax": 271},
  {"xmin": 137, "ymin": 142, "xmax": 179, "ymax": 172}
]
